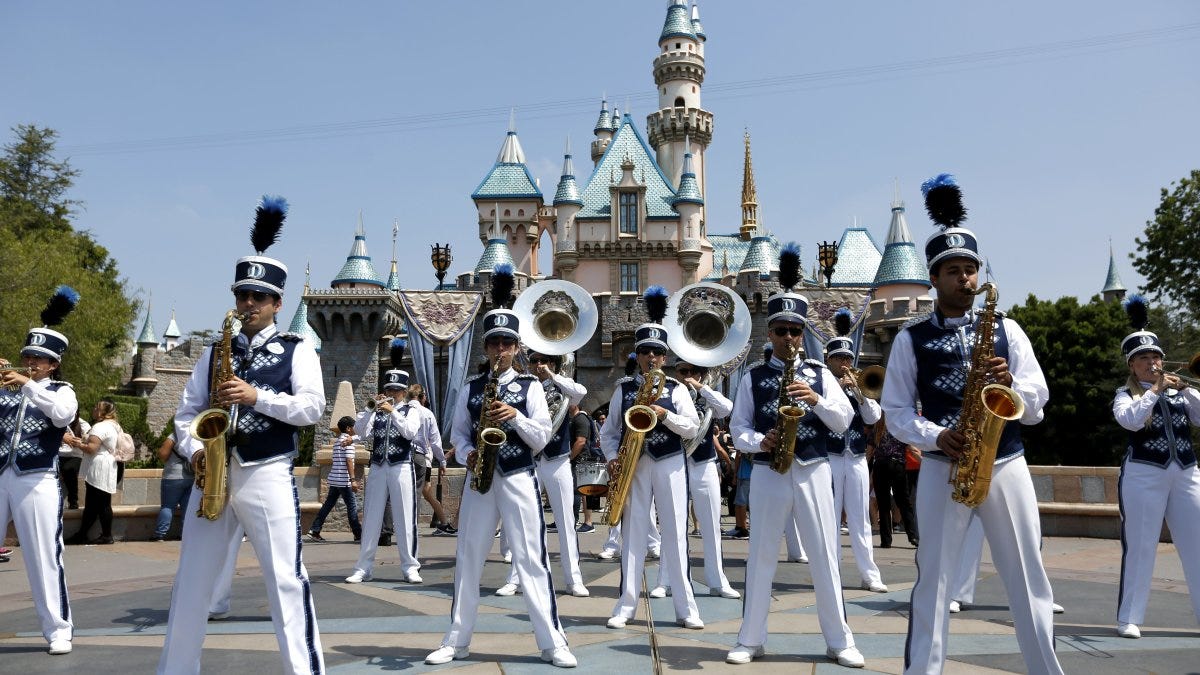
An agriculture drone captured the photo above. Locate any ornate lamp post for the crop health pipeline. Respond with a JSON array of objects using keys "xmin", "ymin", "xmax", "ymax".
[
  {"xmin": 429, "ymin": 243, "xmax": 453, "ymax": 477},
  {"xmin": 431, "ymin": 243, "xmax": 453, "ymax": 289},
  {"xmin": 818, "ymin": 240, "xmax": 839, "ymax": 287}
]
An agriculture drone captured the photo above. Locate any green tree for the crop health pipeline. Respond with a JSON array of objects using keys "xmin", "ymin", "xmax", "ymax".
[
  {"xmin": 1132, "ymin": 170, "xmax": 1200, "ymax": 319},
  {"xmin": 0, "ymin": 125, "xmax": 137, "ymax": 407},
  {"xmin": 1008, "ymin": 294, "xmax": 1129, "ymax": 466}
]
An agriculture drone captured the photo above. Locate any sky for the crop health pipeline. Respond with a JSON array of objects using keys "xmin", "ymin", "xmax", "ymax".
[{"xmin": 3, "ymin": 1, "xmax": 1198, "ymax": 341}]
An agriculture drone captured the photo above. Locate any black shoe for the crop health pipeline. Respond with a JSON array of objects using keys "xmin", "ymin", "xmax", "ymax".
[
  {"xmin": 576, "ymin": 523, "xmax": 596, "ymax": 533},
  {"xmin": 88, "ymin": 536, "xmax": 114, "ymax": 545},
  {"xmin": 151, "ymin": 534, "xmax": 166, "ymax": 542},
  {"xmin": 378, "ymin": 535, "xmax": 392, "ymax": 547},
  {"xmin": 909, "ymin": 538, "xmax": 919, "ymax": 548},
  {"xmin": 434, "ymin": 524, "xmax": 458, "ymax": 536},
  {"xmin": 545, "ymin": 522, "xmax": 558, "ymax": 533},
  {"xmin": 65, "ymin": 533, "xmax": 86, "ymax": 546},
  {"xmin": 307, "ymin": 531, "xmax": 325, "ymax": 542},
  {"xmin": 879, "ymin": 542, "xmax": 892, "ymax": 549}
]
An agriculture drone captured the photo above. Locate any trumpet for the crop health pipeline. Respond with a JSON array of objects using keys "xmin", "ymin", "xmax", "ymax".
[
  {"xmin": 1150, "ymin": 364, "xmax": 1200, "ymax": 388},
  {"xmin": 365, "ymin": 395, "xmax": 393, "ymax": 412},
  {"xmin": 1, "ymin": 365, "xmax": 34, "ymax": 391}
]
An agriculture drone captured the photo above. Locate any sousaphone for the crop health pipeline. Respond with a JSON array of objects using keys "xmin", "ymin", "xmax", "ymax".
[
  {"xmin": 512, "ymin": 279, "xmax": 598, "ymax": 358},
  {"xmin": 665, "ymin": 282, "xmax": 752, "ymax": 370}
]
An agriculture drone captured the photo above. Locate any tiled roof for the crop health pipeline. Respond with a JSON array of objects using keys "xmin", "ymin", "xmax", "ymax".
[
  {"xmin": 594, "ymin": 101, "xmax": 614, "ymax": 133},
  {"xmin": 874, "ymin": 243, "xmax": 930, "ymax": 287},
  {"xmin": 829, "ymin": 228, "xmax": 882, "ymax": 287},
  {"xmin": 333, "ymin": 234, "xmax": 385, "ymax": 287},
  {"xmin": 691, "ymin": 4, "xmax": 706, "ymax": 39},
  {"xmin": 288, "ymin": 295, "xmax": 322, "ymax": 352},
  {"xmin": 136, "ymin": 310, "xmax": 156, "ymax": 344},
  {"xmin": 474, "ymin": 238, "xmax": 515, "ymax": 274},
  {"xmin": 1103, "ymin": 249, "xmax": 1126, "ymax": 293},
  {"xmin": 740, "ymin": 235, "xmax": 781, "ymax": 277},
  {"xmin": 661, "ymin": 0, "xmax": 697, "ymax": 41},
  {"xmin": 471, "ymin": 163, "xmax": 542, "ymax": 200},
  {"xmin": 163, "ymin": 312, "xmax": 181, "ymax": 338},
  {"xmin": 672, "ymin": 152, "xmax": 703, "ymax": 206},
  {"xmin": 553, "ymin": 149, "xmax": 583, "ymax": 206},
  {"xmin": 385, "ymin": 260, "xmax": 401, "ymax": 292},
  {"xmin": 577, "ymin": 114, "xmax": 679, "ymax": 220}
]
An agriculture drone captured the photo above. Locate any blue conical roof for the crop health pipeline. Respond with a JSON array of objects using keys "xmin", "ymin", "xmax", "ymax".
[
  {"xmin": 553, "ymin": 141, "xmax": 583, "ymax": 207},
  {"xmin": 1102, "ymin": 246, "xmax": 1126, "ymax": 294},
  {"xmin": 661, "ymin": 0, "xmax": 697, "ymax": 41},
  {"xmin": 471, "ymin": 124, "xmax": 543, "ymax": 200},
  {"xmin": 136, "ymin": 307, "xmax": 156, "ymax": 345},
  {"xmin": 385, "ymin": 260, "xmax": 401, "ymax": 292},
  {"xmin": 594, "ymin": 100, "xmax": 614, "ymax": 133},
  {"xmin": 672, "ymin": 151, "xmax": 703, "ymax": 206},
  {"xmin": 873, "ymin": 200, "xmax": 932, "ymax": 288},
  {"xmin": 287, "ymin": 289, "xmax": 321, "ymax": 352},
  {"xmin": 474, "ymin": 238, "xmax": 516, "ymax": 274},
  {"xmin": 739, "ymin": 236, "xmax": 780, "ymax": 278},
  {"xmin": 333, "ymin": 230, "xmax": 385, "ymax": 287},
  {"xmin": 162, "ymin": 311, "xmax": 181, "ymax": 339},
  {"xmin": 691, "ymin": 4, "xmax": 706, "ymax": 39}
]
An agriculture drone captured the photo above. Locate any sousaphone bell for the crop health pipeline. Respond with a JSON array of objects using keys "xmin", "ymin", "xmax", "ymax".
[
  {"xmin": 665, "ymin": 282, "xmax": 752, "ymax": 370},
  {"xmin": 512, "ymin": 279, "xmax": 598, "ymax": 358}
]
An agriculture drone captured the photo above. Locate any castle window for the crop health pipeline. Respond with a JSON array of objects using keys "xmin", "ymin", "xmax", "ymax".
[
  {"xmin": 619, "ymin": 192, "xmax": 638, "ymax": 235},
  {"xmin": 518, "ymin": 209, "xmax": 524, "ymax": 216},
  {"xmin": 674, "ymin": 97, "xmax": 685, "ymax": 108},
  {"xmin": 620, "ymin": 262, "xmax": 639, "ymax": 293},
  {"xmin": 504, "ymin": 209, "xmax": 511, "ymax": 217},
  {"xmin": 676, "ymin": 42, "xmax": 681, "ymax": 49}
]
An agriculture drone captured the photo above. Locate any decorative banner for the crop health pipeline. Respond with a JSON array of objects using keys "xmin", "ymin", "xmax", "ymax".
[
  {"xmin": 803, "ymin": 289, "xmax": 873, "ymax": 343},
  {"xmin": 397, "ymin": 291, "xmax": 482, "ymax": 346}
]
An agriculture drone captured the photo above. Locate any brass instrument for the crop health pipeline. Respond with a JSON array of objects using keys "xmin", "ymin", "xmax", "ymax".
[
  {"xmin": 190, "ymin": 310, "xmax": 244, "ymax": 520},
  {"xmin": 950, "ymin": 283, "xmax": 1026, "ymax": 508},
  {"xmin": 1, "ymin": 365, "xmax": 34, "ymax": 391},
  {"xmin": 604, "ymin": 368, "xmax": 666, "ymax": 526},
  {"xmin": 513, "ymin": 279, "xmax": 598, "ymax": 435},
  {"xmin": 365, "ymin": 395, "xmax": 393, "ymax": 412},
  {"xmin": 770, "ymin": 343, "xmax": 807, "ymax": 474},
  {"xmin": 470, "ymin": 360, "xmax": 506, "ymax": 494},
  {"xmin": 844, "ymin": 365, "xmax": 885, "ymax": 401},
  {"xmin": 1151, "ymin": 363, "xmax": 1200, "ymax": 388}
]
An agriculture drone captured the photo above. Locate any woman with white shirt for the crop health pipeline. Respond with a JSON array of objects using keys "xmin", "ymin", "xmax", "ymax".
[
  {"xmin": 59, "ymin": 414, "xmax": 89, "ymax": 510},
  {"xmin": 66, "ymin": 399, "xmax": 121, "ymax": 545}
]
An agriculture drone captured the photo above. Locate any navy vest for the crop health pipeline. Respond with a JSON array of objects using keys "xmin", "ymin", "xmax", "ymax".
[
  {"xmin": 0, "ymin": 381, "xmax": 71, "ymax": 474},
  {"xmin": 749, "ymin": 359, "xmax": 828, "ymax": 466},
  {"xmin": 618, "ymin": 375, "xmax": 684, "ymax": 461},
  {"xmin": 690, "ymin": 393, "xmax": 717, "ymax": 463},
  {"xmin": 907, "ymin": 313, "xmax": 1024, "ymax": 462},
  {"xmin": 210, "ymin": 332, "xmax": 302, "ymax": 464},
  {"xmin": 370, "ymin": 405, "xmax": 414, "ymax": 465},
  {"xmin": 539, "ymin": 379, "xmax": 572, "ymax": 460},
  {"xmin": 826, "ymin": 398, "xmax": 868, "ymax": 456},
  {"xmin": 466, "ymin": 372, "xmax": 538, "ymax": 476},
  {"xmin": 1123, "ymin": 388, "xmax": 1196, "ymax": 469}
]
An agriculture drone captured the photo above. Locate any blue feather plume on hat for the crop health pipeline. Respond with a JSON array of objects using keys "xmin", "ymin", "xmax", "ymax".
[
  {"xmin": 834, "ymin": 307, "xmax": 853, "ymax": 337},
  {"xmin": 390, "ymin": 337, "xmax": 406, "ymax": 367},
  {"xmin": 41, "ymin": 285, "xmax": 80, "ymax": 327},
  {"xmin": 921, "ymin": 173, "xmax": 967, "ymax": 230},
  {"xmin": 251, "ymin": 195, "xmax": 288, "ymax": 254},
  {"xmin": 491, "ymin": 263, "xmax": 515, "ymax": 309},
  {"xmin": 1124, "ymin": 294, "xmax": 1149, "ymax": 330},
  {"xmin": 644, "ymin": 285, "xmax": 668, "ymax": 324},
  {"xmin": 779, "ymin": 242, "xmax": 801, "ymax": 291}
]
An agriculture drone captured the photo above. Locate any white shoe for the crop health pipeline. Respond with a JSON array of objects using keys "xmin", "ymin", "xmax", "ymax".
[
  {"xmin": 541, "ymin": 646, "xmax": 578, "ymax": 668},
  {"xmin": 711, "ymin": 586, "xmax": 741, "ymax": 599},
  {"xmin": 646, "ymin": 548, "xmax": 660, "ymax": 560},
  {"xmin": 827, "ymin": 645, "xmax": 866, "ymax": 668},
  {"xmin": 1117, "ymin": 623, "xmax": 1141, "ymax": 639},
  {"xmin": 495, "ymin": 582, "xmax": 519, "ymax": 596},
  {"xmin": 345, "ymin": 570, "xmax": 371, "ymax": 584},
  {"xmin": 1052, "ymin": 602, "xmax": 1065, "ymax": 614},
  {"xmin": 725, "ymin": 643, "xmax": 764, "ymax": 664},
  {"xmin": 606, "ymin": 615, "xmax": 628, "ymax": 629},
  {"xmin": 676, "ymin": 616, "xmax": 704, "ymax": 630},
  {"xmin": 788, "ymin": 555, "xmax": 809, "ymax": 564},
  {"xmin": 840, "ymin": 526, "xmax": 850, "ymax": 534},
  {"xmin": 48, "ymin": 639, "xmax": 72, "ymax": 655},
  {"xmin": 948, "ymin": 600, "xmax": 962, "ymax": 613},
  {"xmin": 425, "ymin": 645, "xmax": 469, "ymax": 664},
  {"xmin": 569, "ymin": 583, "xmax": 590, "ymax": 597},
  {"xmin": 503, "ymin": 551, "xmax": 512, "ymax": 563},
  {"xmin": 405, "ymin": 571, "xmax": 423, "ymax": 584},
  {"xmin": 862, "ymin": 580, "xmax": 888, "ymax": 593},
  {"xmin": 207, "ymin": 610, "xmax": 230, "ymax": 621},
  {"xmin": 598, "ymin": 549, "xmax": 617, "ymax": 560},
  {"xmin": 649, "ymin": 585, "xmax": 669, "ymax": 598}
]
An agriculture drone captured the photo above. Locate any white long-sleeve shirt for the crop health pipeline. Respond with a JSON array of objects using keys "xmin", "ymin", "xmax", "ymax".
[
  {"xmin": 599, "ymin": 374, "xmax": 700, "ymax": 462},
  {"xmin": 174, "ymin": 323, "xmax": 325, "ymax": 463},
  {"xmin": 412, "ymin": 402, "xmax": 446, "ymax": 466},
  {"xmin": 697, "ymin": 384, "xmax": 734, "ymax": 419},
  {"xmin": 450, "ymin": 368, "xmax": 552, "ymax": 458},
  {"xmin": 881, "ymin": 313, "xmax": 1048, "ymax": 453},
  {"xmin": 729, "ymin": 356, "xmax": 854, "ymax": 454},
  {"xmin": 1113, "ymin": 382, "xmax": 1200, "ymax": 431},
  {"xmin": 543, "ymin": 372, "xmax": 587, "ymax": 407},
  {"xmin": 353, "ymin": 399, "xmax": 421, "ymax": 444},
  {"xmin": 21, "ymin": 376, "xmax": 78, "ymax": 429}
]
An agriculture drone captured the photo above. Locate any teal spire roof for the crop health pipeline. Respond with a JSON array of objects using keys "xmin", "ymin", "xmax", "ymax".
[
  {"xmin": 594, "ymin": 99, "xmax": 614, "ymax": 133},
  {"xmin": 739, "ymin": 235, "xmax": 780, "ymax": 278},
  {"xmin": 578, "ymin": 114, "xmax": 681, "ymax": 220},
  {"xmin": 829, "ymin": 228, "xmax": 882, "ymax": 286},
  {"xmin": 385, "ymin": 260, "xmax": 401, "ymax": 292},
  {"xmin": 553, "ymin": 138, "xmax": 583, "ymax": 206},
  {"xmin": 672, "ymin": 147, "xmax": 703, "ymax": 206},
  {"xmin": 287, "ymin": 291, "xmax": 321, "ymax": 353},
  {"xmin": 472, "ymin": 119, "xmax": 542, "ymax": 201},
  {"xmin": 163, "ymin": 311, "xmax": 181, "ymax": 339},
  {"xmin": 691, "ymin": 3, "xmax": 706, "ymax": 39},
  {"xmin": 661, "ymin": 0, "xmax": 697, "ymax": 41},
  {"xmin": 610, "ymin": 106, "xmax": 620, "ymax": 130},
  {"xmin": 333, "ymin": 227, "xmax": 385, "ymax": 287},
  {"xmin": 474, "ymin": 238, "xmax": 515, "ymax": 274},
  {"xmin": 1102, "ymin": 245, "xmax": 1126, "ymax": 293},
  {"xmin": 136, "ymin": 306, "xmax": 156, "ymax": 345},
  {"xmin": 873, "ymin": 200, "xmax": 932, "ymax": 288}
]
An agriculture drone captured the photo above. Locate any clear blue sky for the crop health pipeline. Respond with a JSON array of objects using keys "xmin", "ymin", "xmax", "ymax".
[{"xmin": 4, "ymin": 1, "xmax": 1198, "ymax": 339}]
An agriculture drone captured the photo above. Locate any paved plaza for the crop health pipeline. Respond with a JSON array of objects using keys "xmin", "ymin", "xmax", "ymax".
[{"xmin": 2, "ymin": 519, "xmax": 1198, "ymax": 674}]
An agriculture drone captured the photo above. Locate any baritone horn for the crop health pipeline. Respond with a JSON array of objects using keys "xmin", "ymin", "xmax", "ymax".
[{"xmin": 845, "ymin": 365, "xmax": 885, "ymax": 401}]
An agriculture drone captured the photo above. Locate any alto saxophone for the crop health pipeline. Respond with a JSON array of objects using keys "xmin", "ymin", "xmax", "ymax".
[
  {"xmin": 949, "ymin": 282, "xmax": 1026, "ymax": 507},
  {"xmin": 470, "ymin": 360, "xmax": 506, "ymax": 494},
  {"xmin": 189, "ymin": 310, "xmax": 244, "ymax": 520},
  {"xmin": 604, "ymin": 369, "xmax": 666, "ymax": 527},
  {"xmin": 770, "ymin": 343, "xmax": 807, "ymax": 474}
]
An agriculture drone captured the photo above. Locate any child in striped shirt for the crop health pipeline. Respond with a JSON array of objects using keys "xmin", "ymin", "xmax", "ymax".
[{"xmin": 308, "ymin": 416, "xmax": 362, "ymax": 542}]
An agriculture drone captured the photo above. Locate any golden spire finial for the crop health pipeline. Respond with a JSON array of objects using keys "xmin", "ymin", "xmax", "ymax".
[{"xmin": 740, "ymin": 128, "xmax": 759, "ymax": 241}]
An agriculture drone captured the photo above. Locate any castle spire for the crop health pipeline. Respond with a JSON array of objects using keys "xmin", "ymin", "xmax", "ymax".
[
  {"xmin": 873, "ymin": 190, "xmax": 930, "ymax": 289},
  {"xmin": 553, "ymin": 136, "xmax": 583, "ymax": 207},
  {"xmin": 1102, "ymin": 239, "xmax": 1127, "ymax": 302},
  {"xmin": 332, "ymin": 220, "xmax": 385, "ymax": 288},
  {"xmin": 740, "ymin": 130, "xmax": 759, "ymax": 241},
  {"xmin": 672, "ymin": 134, "xmax": 703, "ymax": 207},
  {"xmin": 136, "ymin": 295, "xmax": 156, "ymax": 345},
  {"xmin": 288, "ymin": 261, "xmax": 321, "ymax": 351}
]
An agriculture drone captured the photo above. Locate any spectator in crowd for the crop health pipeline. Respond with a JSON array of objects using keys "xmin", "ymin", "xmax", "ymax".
[
  {"xmin": 153, "ymin": 431, "xmax": 194, "ymax": 541},
  {"xmin": 66, "ymin": 400, "xmax": 121, "ymax": 545},
  {"xmin": 870, "ymin": 417, "xmax": 918, "ymax": 549},
  {"xmin": 59, "ymin": 414, "xmax": 89, "ymax": 510},
  {"xmin": 308, "ymin": 416, "xmax": 362, "ymax": 542}
]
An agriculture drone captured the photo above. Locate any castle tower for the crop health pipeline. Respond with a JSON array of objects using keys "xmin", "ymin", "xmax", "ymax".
[
  {"xmin": 1101, "ymin": 241, "xmax": 1127, "ymax": 302},
  {"xmin": 740, "ymin": 130, "xmax": 758, "ymax": 241},
  {"xmin": 672, "ymin": 137, "xmax": 704, "ymax": 285},
  {"xmin": 331, "ymin": 216, "xmax": 385, "ymax": 289},
  {"xmin": 288, "ymin": 264, "xmax": 322, "ymax": 352},
  {"xmin": 646, "ymin": 0, "xmax": 713, "ymax": 209},
  {"xmin": 591, "ymin": 99, "xmax": 615, "ymax": 166},
  {"xmin": 131, "ymin": 302, "xmax": 159, "ymax": 396},
  {"xmin": 471, "ymin": 114, "xmax": 544, "ymax": 277},
  {"xmin": 162, "ymin": 310, "xmax": 181, "ymax": 351},
  {"xmin": 385, "ymin": 221, "xmax": 402, "ymax": 292},
  {"xmin": 553, "ymin": 137, "xmax": 584, "ymax": 282},
  {"xmin": 869, "ymin": 189, "xmax": 934, "ymax": 350}
]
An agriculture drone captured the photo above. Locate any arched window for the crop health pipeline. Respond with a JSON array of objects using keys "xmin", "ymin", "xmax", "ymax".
[
  {"xmin": 674, "ymin": 97, "xmax": 685, "ymax": 108},
  {"xmin": 518, "ymin": 209, "xmax": 525, "ymax": 216},
  {"xmin": 504, "ymin": 209, "xmax": 511, "ymax": 217}
]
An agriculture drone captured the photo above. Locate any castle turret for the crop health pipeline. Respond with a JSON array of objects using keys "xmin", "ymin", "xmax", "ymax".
[
  {"xmin": 672, "ymin": 139, "xmax": 704, "ymax": 285},
  {"xmin": 869, "ymin": 190, "xmax": 934, "ymax": 349},
  {"xmin": 591, "ymin": 99, "xmax": 615, "ymax": 165},
  {"xmin": 132, "ymin": 302, "xmax": 159, "ymax": 396},
  {"xmin": 553, "ymin": 137, "xmax": 584, "ymax": 281},
  {"xmin": 740, "ymin": 130, "xmax": 759, "ymax": 241},
  {"xmin": 288, "ymin": 267, "xmax": 322, "ymax": 352},
  {"xmin": 162, "ymin": 310, "xmax": 181, "ymax": 351},
  {"xmin": 332, "ymin": 218, "xmax": 385, "ymax": 289},
  {"xmin": 1102, "ymin": 242, "xmax": 1127, "ymax": 302},
  {"xmin": 647, "ymin": 0, "xmax": 712, "ymax": 207},
  {"xmin": 471, "ymin": 114, "xmax": 544, "ymax": 277}
]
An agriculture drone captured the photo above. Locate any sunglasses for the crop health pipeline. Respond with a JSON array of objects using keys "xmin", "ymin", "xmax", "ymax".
[
  {"xmin": 636, "ymin": 347, "xmax": 666, "ymax": 357},
  {"xmin": 676, "ymin": 367, "xmax": 695, "ymax": 376},
  {"xmin": 528, "ymin": 356, "xmax": 552, "ymax": 364},
  {"xmin": 772, "ymin": 326, "xmax": 804, "ymax": 337},
  {"xmin": 485, "ymin": 337, "xmax": 517, "ymax": 347},
  {"xmin": 234, "ymin": 290, "xmax": 274, "ymax": 303}
]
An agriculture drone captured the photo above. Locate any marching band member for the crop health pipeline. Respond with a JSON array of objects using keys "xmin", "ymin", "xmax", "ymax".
[
  {"xmin": 426, "ymin": 264, "xmax": 576, "ymax": 668},
  {"xmin": 651, "ymin": 356, "xmax": 739, "ymax": 600},
  {"xmin": 823, "ymin": 309, "xmax": 887, "ymax": 593},
  {"xmin": 0, "ymin": 286, "xmax": 80, "ymax": 656},
  {"xmin": 1111, "ymin": 295, "xmax": 1200, "ymax": 639},
  {"xmin": 495, "ymin": 349, "xmax": 590, "ymax": 598},
  {"xmin": 159, "ymin": 197, "xmax": 326, "ymax": 675},
  {"xmin": 725, "ymin": 244, "xmax": 863, "ymax": 668},
  {"xmin": 345, "ymin": 338, "xmax": 423, "ymax": 584},
  {"xmin": 881, "ymin": 175, "xmax": 1060, "ymax": 674},
  {"xmin": 601, "ymin": 286, "xmax": 703, "ymax": 631}
]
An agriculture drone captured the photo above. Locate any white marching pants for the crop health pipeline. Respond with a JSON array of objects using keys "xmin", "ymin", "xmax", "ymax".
[
  {"xmin": 785, "ymin": 513, "xmax": 808, "ymax": 561},
  {"xmin": 208, "ymin": 524, "xmax": 244, "ymax": 615},
  {"xmin": 1117, "ymin": 460, "xmax": 1200, "ymax": 625},
  {"xmin": 506, "ymin": 454, "xmax": 583, "ymax": 587},
  {"xmin": 602, "ymin": 503, "xmax": 661, "ymax": 555},
  {"xmin": 158, "ymin": 460, "xmax": 323, "ymax": 675},
  {"xmin": 829, "ymin": 451, "xmax": 883, "ymax": 585},
  {"xmin": 738, "ymin": 460, "xmax": 854, "ymax": 650},
  {"xmin": 442, "ymin": 469, "xmax": 567, "ymax": 651},
  {"xmin": 0, "ymin": 469, "xmax": 72, "ymax": 644},
  {"xmin": 353, "ymin": 461, "xmax": 419, "ymax": 577},
  {"xmin": 656, "ymin": 458, "xmax": 733, "ymax": 591},
  {"xmin": 951, "ymin": 516, "xmax": 986, "ymax": 604},
  {"xmin": 613, "ymin": 454, "xmax": 699, "ymax": 622},
  {"xmin": 904, "ymin": 457, "xmax": 1061, "ymax": 675}
]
